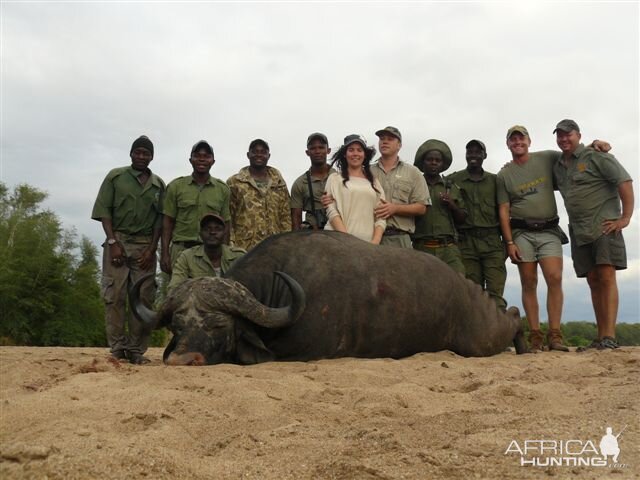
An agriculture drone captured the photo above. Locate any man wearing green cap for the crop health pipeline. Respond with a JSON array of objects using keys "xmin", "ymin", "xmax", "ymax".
[
  {"xmin": 412, "ymin": 139, "xmax": 467, "ymax": 274},
  {"xmin": 290, "ymin": 133, "xmax": 335, "ymax": 230},
  {"xmin": 448, "ymin": 140, "xmax": 507, "ymax": 310},
  {"xmin": 168, "ymin": 213, "xmax": 245, "ymax": 291},
  {"xmin": 92, "ymin": 135, "xmax": 165, "ymax": 364},
  {"xmin": 161, "ymin": 140, "xmax": 230, "ymax": 274},
  {"xmin": 553, "ymin": 119, "xmax": 634, "ymax": 350},
  {"xmin": 227, "ymin": 139, "xmax": 291, "ymax": 250},
  {"xmin": 372, "ymin": 126, "xmax": 431, "ymax": 248}
]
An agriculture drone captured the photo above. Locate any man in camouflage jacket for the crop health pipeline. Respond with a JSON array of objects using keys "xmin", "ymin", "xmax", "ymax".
[{"xmin": 227, "ymin": 139, "xmax": 291, "ymax": 250}]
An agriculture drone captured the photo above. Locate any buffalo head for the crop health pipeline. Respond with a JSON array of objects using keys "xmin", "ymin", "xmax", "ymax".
[{"xmin": 129, "ymin": 272, "xmax": 306, "ymax": 365}]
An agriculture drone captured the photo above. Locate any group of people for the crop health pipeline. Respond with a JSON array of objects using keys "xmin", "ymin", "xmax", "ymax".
[{"xmin": 92, "ymin": 121, "xmax": 633, "ymax": 363}]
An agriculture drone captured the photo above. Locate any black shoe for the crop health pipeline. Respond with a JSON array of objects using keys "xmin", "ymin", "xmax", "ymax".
[
  {"xmin": 597, "ymin": 337, "xmax": 620, "ymax": 350},
  {"xmin": 129, "ymin": 353, "xmax": 151, "ymax": 365},
  {"xmin": 576, "ymin": 339, "xmax": 601, "ymax": 352},
  {"xmin": 111, "ymin": 350, "xmax": 128, "ymax": 360}
]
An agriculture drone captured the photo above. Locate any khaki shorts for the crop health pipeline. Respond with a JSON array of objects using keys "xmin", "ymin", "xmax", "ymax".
[
  {"xmin": 514, "ymin": 230, "xmax": 562, "ymax": 262},
  {"xmin": 570, "ymin": 231, "xmax": 627, "ymax": 278}
]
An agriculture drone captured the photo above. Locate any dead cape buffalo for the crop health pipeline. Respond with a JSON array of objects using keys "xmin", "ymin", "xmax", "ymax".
[{"xmin": 131, "ymin": 231, "xmax": 526, "ymax": 365}]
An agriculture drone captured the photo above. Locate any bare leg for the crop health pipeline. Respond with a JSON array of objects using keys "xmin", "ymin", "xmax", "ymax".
[
  {"xmin": 538, "ymin": 256, "xmax": 563, "ymax": 330},
  {"xmin": 587, "ymin": 265, "xmax": 618, "ymax": 339},
  {"xmin": 517, "ymin": 262, "xmax": 540, "ymax": 330}
]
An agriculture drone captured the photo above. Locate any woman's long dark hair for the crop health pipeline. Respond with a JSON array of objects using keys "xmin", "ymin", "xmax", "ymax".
[{"xmin": 330, "ymin": 142, "xmax": 379, "ymax": 193}]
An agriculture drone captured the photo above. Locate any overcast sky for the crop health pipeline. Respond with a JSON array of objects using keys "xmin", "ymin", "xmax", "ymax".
[{"xmin": 1, "ymin": 1, "xmax": 638, "ymax": 323}]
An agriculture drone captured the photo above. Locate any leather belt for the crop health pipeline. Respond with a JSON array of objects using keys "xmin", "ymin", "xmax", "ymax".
[
  {"xmin": 510, "ymin": 217, "xmax": 559, "ymax": 231},
  {"xmin": 422, "ymin": 237, "xmax": 456, "ymax": 248},
  {"xmin": 384, "ymin": 227, "xmax": 409, "ymax": 236}
]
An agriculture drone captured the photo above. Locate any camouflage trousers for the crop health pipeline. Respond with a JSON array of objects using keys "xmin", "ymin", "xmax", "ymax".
[
  {"xmin": 101, "ymin": 233, "xmax": 157, "ymax": 355},
  {"xmin": 458, "ymin": 233, "xmax": 507, "ymax": 311}
]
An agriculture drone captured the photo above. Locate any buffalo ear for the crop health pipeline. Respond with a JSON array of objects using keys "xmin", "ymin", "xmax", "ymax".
[{"xmin": 235, "ymin": 322, "xmax": 275, "ymax": 365}]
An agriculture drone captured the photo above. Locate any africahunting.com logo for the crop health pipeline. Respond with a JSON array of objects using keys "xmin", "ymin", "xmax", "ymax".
[{"xmin": 505, "ymin": 426, "xmax": 629, "ymax": 468}]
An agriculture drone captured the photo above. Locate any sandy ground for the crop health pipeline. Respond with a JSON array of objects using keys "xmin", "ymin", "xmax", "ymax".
[{"xmin": 0, "ymin": 346, "xmax": 638, "ymax": 480}]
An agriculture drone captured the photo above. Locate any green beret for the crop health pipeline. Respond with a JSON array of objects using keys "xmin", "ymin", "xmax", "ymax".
[{"xmin": 414, "ymin": 139, "xmax": 453, "ymax": 173}]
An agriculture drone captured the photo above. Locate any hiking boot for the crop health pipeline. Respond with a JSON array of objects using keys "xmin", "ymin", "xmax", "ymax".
[
  {"xmin": 547, "ymin": 329, "xmax": 569, "ymax": 352},
  {"xmin": 528, "ymin": 329, "xmax": 545, "ymax": 353},
  {"xmin": 576, "ymin": 339, "xmax": 601, "ymax": 352},
  {"xmin": 597, "ymin": 336, "xmax": 620, "ymax": 350}
]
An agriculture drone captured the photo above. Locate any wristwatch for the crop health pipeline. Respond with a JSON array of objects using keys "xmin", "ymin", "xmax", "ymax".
[{"xmin": 107, "ymin": 238, "xmax": 117, "ymax": 246}]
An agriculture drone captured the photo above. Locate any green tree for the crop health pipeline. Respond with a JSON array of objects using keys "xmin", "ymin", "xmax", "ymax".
[
  {"xmin": 0, "ymin": 183, "xmax": 107, "ymax": 346},
  {"xmin": 41, "ymin": 236, "xmax": 107, "ymax": 346},
  {"xmin": 0, "ymin": 183, "xmax": 68, "ymax": 344}
]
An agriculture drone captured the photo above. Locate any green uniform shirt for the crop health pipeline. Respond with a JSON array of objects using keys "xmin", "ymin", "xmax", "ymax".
[
  {"xmin": 290, "ymin": 167, "xmax": 336, "ymax": 227},
  {"xmin": 371, "ymin": 159, "xmax": 431, "ymax": 233},
  {"xmin": 447, "ymin": 169, "xmax": 500, "ymax": 230},
  {"xmin": 167, "ymin": 244, "xmax": 246, "ymax": 290},
  {"xmin": 496, "ymin": 150, "xmax": 559, "ymax": 220},
  {"xmin": 91, "ymin": 166, "xmax": 165, "ymax": 235},
  {"xmin": 553, "ymin": 144, "xmax": 632, "ymax": 246},
  {"xmin": 163, "ymin": 175, "xmax": 231, "ymax": 242},
  {"xmin": 413, "ymin": 176, "xmax": 465, "ymax": 240}
]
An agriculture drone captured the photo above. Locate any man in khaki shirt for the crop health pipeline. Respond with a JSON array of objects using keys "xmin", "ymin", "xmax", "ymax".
[
  {"xmin": 553, "ymin": 119, "xmax": 634, "ymax": 350},
  {"xmin": 372, "ymin": 127, "xmax": 431, "ymax": 248}
]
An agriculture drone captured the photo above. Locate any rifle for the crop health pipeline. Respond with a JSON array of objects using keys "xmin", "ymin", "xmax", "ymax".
[{"xmin": 305, "ymin": 170, "xmax": 325, "ymax": 229}]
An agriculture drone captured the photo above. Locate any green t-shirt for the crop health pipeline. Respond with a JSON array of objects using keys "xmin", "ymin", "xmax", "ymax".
[
  {"xmin": 553, "ymin": 144, "xmax": 632, "ymax": 246},
  {"xmin": 91, "ymin": 166, "xmax": 165, "ymax": 235},
  {"xmin": 413, "ymin": 176, "xmax": 465, "ymax": 240},
  {"xmin": 163, "ymin": 175, "xmax": 231, "ymax": 243},
  {"xmin": 496, "ymin": 150, "xmax": 560, "ymax": 220},
  {"xmin": 447, "ymin": 169, "xmax": 499, "ymax": 229}
]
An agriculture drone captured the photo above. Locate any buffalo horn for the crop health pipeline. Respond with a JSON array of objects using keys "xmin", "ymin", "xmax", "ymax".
[
  {"xmin": 129, "ymin": 273, "xmax": 157, "ymax": 326},
  {"xmin": 226, "ymin": 271, "xmax": 306, "ymax": 328}
]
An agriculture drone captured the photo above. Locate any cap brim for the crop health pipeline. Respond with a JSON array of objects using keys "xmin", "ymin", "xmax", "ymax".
[{"xmin": 375, "ymin": 129, "xmax": 400, "ymax": 140}]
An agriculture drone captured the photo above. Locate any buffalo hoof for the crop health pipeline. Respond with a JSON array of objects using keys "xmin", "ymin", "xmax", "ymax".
[{"xmin": 165, "ymin": 352, "xmax": 206, "ymax": 366}]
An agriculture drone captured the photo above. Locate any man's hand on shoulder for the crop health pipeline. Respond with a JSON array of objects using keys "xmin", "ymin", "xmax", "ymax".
[{"xmin": 590, "ymin": 140, "xmax": 611, "ymax": 153}]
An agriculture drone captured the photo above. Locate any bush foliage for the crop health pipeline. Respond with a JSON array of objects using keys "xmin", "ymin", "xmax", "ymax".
[{"xmin": 0, "ymin": 182, "xmax": 168, "ymax": 347}]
